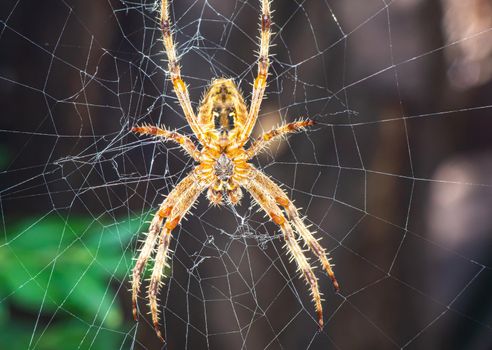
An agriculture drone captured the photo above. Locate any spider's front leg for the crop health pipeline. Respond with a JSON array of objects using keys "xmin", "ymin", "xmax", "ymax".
[
  {"xmin": 147, "ymin": 176, "xmax": 204, "ymax": 342},
  {"xmin": 131, "ymin": 169, "xmax": 205, "ymax": 341},
  {"xmin": 251, "ymin": 167, "xmax": 339, "ymax": 291},
  {"xmin": 132, "ymin": 170, "xmax": 195, "ymax": 319},
  {"xmin": 243, "ymin": 178, "xmax": 325, "ymax": 328}
]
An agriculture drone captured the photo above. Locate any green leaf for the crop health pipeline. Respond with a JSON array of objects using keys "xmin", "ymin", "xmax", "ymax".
[
  {"xmin": 0, "ymin": 295, "xmax": 7, "ymax": 326},
  {"xmin": 0, "ymin": 214, "xmax": 143, "ymax": 329}
]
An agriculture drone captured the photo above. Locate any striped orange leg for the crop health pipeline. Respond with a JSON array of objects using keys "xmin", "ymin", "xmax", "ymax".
[
  {"xmin": 240, "ymin": 0, "xmax": 272, "ymax": 143},
  {"xmin": 246, "ymin": 119, "xmax": 315, "ymax": 159},
  {"xmin": 160, "ymin": 0, "xmax": 205, "ymax": 143},
  {"xmin": 132, "ymin": 124, "xmax": 200, "ymax": 161},
  {"xmin": 243, "ymin": 178, "xmax": 325, "ymax": 328},
  {"xmin": 131, "ymin": 170, "xmax": 199, "ymax": 322},
  {"xmin": 250, "ymin": 167, "xmax": 339, "ymax": 292},
  {"xmin": 147, "ymin": 175, "xmax": 205, "ymax": 342}
]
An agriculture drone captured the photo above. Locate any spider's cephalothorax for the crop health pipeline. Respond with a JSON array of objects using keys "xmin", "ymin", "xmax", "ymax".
[{"xmin": 131, "ymin": 0, "xmax": 339, "ymax": 342}]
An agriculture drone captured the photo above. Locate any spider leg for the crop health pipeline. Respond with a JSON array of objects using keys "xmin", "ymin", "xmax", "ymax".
[
  {"xmin": 131, "ymin": 169, "xmax": 199, "ymax": 322},
  {"xmin": 147, "ymin": 175, "xmax": 205, "ymax": 342},
  {"xmin": 246, "ymin": 119, "xmax": 315, "ymax": 159},
  {"xmin": 244, "ymin": 178, "xmax": 325, "ymax": 328},
  {"xmin": 132, "ymin": 123, "xmax": 200, "ymax": 161},
  {"xmin": 251, "ymin": 167, "xmax": 339, "ymax": 291},
  {"xmin": 239, "ymin": 0, "xmax": 272, "ymax": 143},
  {"xmin": 160, "ymin": 0, "xmax": 205, "ymax": 143}
]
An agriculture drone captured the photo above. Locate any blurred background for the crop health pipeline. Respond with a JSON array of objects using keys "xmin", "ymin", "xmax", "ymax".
[{"xmin": 1, "ymin": 0, "xmax": 492, "ymax": 349}]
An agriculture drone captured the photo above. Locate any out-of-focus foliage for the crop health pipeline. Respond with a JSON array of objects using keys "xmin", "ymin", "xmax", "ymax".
[{"xmin": 0, "ymin": 214, "xmax": 141, "ymax": 349}]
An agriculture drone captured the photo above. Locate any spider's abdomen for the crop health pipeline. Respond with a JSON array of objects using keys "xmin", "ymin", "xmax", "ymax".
[
  {"xmin": 197, "ymin": 78, "xmax": 248, "ymax": 144},
  {"xmin": 213, "ymin": 106, "xmax": 235, "ymax": 133}
]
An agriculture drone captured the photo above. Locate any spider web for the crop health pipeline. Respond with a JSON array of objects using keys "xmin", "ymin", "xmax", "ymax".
[{"xmin": 1, "ymin": 0, "xmax": 492, "ymax": 349}]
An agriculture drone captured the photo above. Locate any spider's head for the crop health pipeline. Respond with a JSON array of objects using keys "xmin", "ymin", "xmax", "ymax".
[{"xmin": 198, "ymin": 78, "xmax": 247, "ymax": 143}]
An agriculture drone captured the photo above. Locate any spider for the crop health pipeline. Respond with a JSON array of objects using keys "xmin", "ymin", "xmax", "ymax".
[{"xmin": 131, "ymin": 0, "xmax": 339, "ymax": 341}]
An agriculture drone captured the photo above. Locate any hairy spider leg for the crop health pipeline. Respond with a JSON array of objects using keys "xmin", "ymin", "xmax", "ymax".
[
  {"xmin": 246, "ymin": 119, "xmax": 315, "ymax": 159},
  {"xmin": 132, "ymin": 124, "xmax": 200, "ymax": 161},
  {"xmin": 239, "ymin": 0, "xmax": 272, "ymax": 143},
  {"xmin": 244, "ymin": 177, "xmax": 325, "ymax": 328},
  {"xmin": 160, "ymin": 0, "xmax": 206, "ymax": 143},
  {"xmin": 131, "ymin": 170, "xmax": 198, "ymax": 322},
  {"xmin": 148, "ymin": 175, "xmax": 205, "ymax": 342},
  {"xmin": 251, "ymin": 167, "xmax": 339, "ymax": 292}
]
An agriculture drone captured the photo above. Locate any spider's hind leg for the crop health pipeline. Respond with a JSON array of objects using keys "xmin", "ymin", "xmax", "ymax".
[
  {"xmin": 159, "ymin": 0, "xmax": 205, "ymax": 143},
  {"xmin": 239, "ymin": 0, "xmax": 272, "ymax": 143}
]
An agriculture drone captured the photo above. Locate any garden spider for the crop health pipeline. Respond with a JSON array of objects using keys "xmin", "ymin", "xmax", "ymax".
[{"xmin": 131, "ymin": 0, "xmax": 339, "ymax": 341}]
